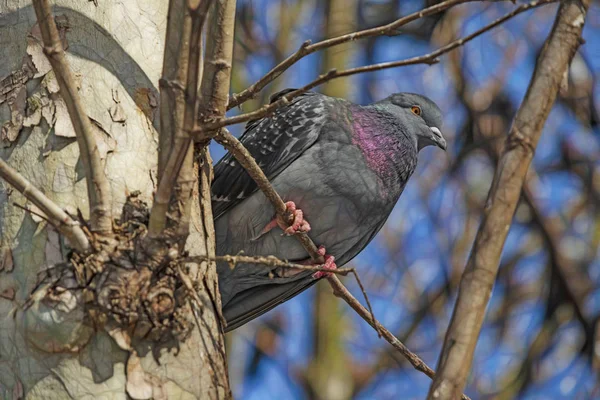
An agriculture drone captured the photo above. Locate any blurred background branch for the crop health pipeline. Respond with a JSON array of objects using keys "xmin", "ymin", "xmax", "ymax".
[{"xmin": 219, "ymin": 0, "xmax": 600, "ymax": 398}]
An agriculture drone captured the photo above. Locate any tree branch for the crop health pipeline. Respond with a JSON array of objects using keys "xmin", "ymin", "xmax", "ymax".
[
  {"xmin": 157, "ymin": 0, "xmax": 192, "ymax": 183},
  {"xmin": 327, "ymin": 275, "xmax": 471, "ymax": 400},
  {"xmin": 198, "ymin": 0, "xmax": 236, "ymax": 119},
  {"xmin": 31, "ymin": 0, "xmax": 112, "ymax": 234},
  {"xmin": 186, "ymin": 254, "xmax": 354, "ymax": 276},
  {"xmin": 212, "ymin": 128, "xmax": 324, "ymax": 262},
  {"xmin": 149, "ymin": 0, "xmax": 213, "ymax": 235},
  {"xmin": 0, "ymin": 158, "xmax": 89, "ymax": 252},
  {"xmin": 428, "ymin": 1, "xmax": 589, "ymax": 398},
  {"xmin": 195, "ymin": 0, "xmax": 556, "ymax": 137},
  {"xmin": 194, "ymin": 0, "xmax": 237, "ymax": 336},
  {"xmin": 227, "ymin": 0, "xmax": 504, "ymax": 109},
  {"xmin": 210, "ymin": 129, "xmax": 471, "ymax": 397}
]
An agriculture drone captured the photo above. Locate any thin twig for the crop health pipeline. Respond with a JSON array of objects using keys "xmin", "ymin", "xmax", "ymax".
[
  {"xmin": 12, "ymin": 203, "xmax": 52, "ymax": 224},
  {"xmin": 327, "ymin": 275, "xmax": 471, "ymax": 400},
  {"xmin": 32, "ymin": 0, "xmax": 112, "ymax": 234},
  {"xmin": 195, "ymin": 0, "xmax": 556, "ymax": 136},
  {"xmin": 185, "ymin": 254, "xmax": 353, "ymax": 275},
  {"xmin": 228, "ymin": 0, "xmax": 481, "ymax": 109},
  {"xmin": 0, "ymin": 158, "xmax": 89, "ymax": 252},
  {"xmin": 186, "ymin": 254, "xmax": 382, "ymax": 337}
]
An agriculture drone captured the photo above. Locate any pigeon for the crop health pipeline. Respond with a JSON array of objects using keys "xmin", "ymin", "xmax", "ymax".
[{"xmin": 212, "ymin": 89, "xmax": 446, "ymax": 332}]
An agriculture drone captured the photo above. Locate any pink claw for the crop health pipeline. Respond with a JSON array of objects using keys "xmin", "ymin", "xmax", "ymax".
[
  {"xmin": 312, "ymin": 246, "xmax": 337, "ymax": 279},
  {"xmin": 282, "ymin": 201, "xmax": 311, "ymax": 236},
  {"xmin": 251, "ymin": 201, "xmax": 311, "ymax": 241}
]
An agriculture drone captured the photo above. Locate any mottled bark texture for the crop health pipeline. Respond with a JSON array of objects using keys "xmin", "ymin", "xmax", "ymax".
[
  {"xmin": 0, "ymin": 1, "xmax": 230, "ymax": 398},
  {"xmin": 428, "ymin": 1, "xmax": 589, "ymax": 399}
]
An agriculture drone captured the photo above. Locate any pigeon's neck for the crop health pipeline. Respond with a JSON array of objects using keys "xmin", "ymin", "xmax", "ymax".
[{"xmin": 350, "ymin": 106, "xmax": 417, "ymax": 194}]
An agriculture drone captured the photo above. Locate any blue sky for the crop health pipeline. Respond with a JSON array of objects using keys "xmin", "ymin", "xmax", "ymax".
[{"xmin": 213, "ymin": 1, "xmax": 600, "ymax": 398}]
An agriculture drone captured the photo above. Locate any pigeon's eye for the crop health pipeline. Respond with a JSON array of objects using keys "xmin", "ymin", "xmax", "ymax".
[{"xmin": 411, "ymin": 106, "xmax": 422, "ymax": 116}]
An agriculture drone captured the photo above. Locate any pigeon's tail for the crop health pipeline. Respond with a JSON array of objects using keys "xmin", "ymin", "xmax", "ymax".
[{"xmin": 221, "ymin": 272, "xmax": 318, "ymax": 332}]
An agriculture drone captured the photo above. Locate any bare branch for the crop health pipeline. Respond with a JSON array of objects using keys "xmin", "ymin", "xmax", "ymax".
[
  {"xmin": 0, "ymin": 158, "xmax": 89, "ymax": 252},
  {"xmin": 185, "ymin": 254, "xmax": 354, "ymax": 275},
  {"xmin": 194, "ymin": 0, "xmax": 237, "ymax": 335},
  {"xmin": 428, "ymin": 1, "xmax": 589, "ymax": 398},
  {"xmin": 212, "ymin": 253, "xmax": 383, "ymax": 339},
  {"xmin": 157, "ymin": 0, "xmax": 192, "ymax": 180},
  {"xmin": 327, "ymin": 275, "xmax": 471, "ymax": 400},
  {"xmin": 149, "ymin": 0, "xmax": 213, "ymax": 235},
  {"xmin": 198, "ymin": 0, "xmax": 236, "ymax": 119},
  {"xmin": 212, "ymin": 128, "xmax": 324, "ymax": 262},
  {"xmin": 31, "ymin": 0, "xmax": 112, "ymax": 234},
  {"xmin": 209, "ymin": 130, "xmax": 469, "ymax": 396},
  {"xmin": 195, "ymin": 0, "xmax": 557, "ymax": 137},
  {"xmin": 228, "ymin": 0, "xmax": 480, "ymax": 109}
]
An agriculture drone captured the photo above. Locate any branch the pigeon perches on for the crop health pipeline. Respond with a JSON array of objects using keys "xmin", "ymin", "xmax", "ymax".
[
  {"xmin": 203, "ymin": 1, "xmax": 557, "ymax": 395},
  {"xmin": 212, "ymin": 128, "xmax": 472, "ymax": 400},
  {"xmin": 212, "ymin": 128, "xmax": 324, "ymax": 262}
]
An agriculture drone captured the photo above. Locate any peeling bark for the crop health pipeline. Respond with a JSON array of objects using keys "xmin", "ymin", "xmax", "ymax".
[{"xmin": 0, "ymin": 1, "xmax": 230, "ymax": 398}]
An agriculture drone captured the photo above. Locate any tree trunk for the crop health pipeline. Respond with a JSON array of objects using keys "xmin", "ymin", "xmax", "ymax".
[{"xmin": 0, "ymin": 1, "xmax": 230, "ymax": 398}]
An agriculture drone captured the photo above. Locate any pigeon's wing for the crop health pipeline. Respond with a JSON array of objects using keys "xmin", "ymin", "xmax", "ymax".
[
  {"xmin": 212, "ymin": 90, "xmax": 328, "ymax": 219},
  {"xmin": 222, "ymin": 272, "xmax": 317, "ymax": 332},
  {"xmin": 221, "ymin": 213, "xmax": 392, "ymax": 332}
]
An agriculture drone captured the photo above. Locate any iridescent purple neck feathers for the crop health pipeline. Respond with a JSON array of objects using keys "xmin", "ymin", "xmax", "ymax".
[{"xmin": 350, "ymin": 106, "xmax": 417, "ymax": 191}]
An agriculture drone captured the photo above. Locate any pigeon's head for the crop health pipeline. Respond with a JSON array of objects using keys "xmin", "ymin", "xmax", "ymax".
[{"xmin": 378, "ymin": 93, "xmax": 446, "ymax": 151}]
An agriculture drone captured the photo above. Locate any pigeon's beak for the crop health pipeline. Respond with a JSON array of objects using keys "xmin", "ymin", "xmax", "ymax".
[{"xmin": 430, "ymin": 127, "xmax": 447, "ymax": 151}]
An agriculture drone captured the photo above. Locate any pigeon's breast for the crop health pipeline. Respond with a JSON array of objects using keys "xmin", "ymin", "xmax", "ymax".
[{"xmin": 349, "ymin": 110, "xmax": 418, "ymax": 202}]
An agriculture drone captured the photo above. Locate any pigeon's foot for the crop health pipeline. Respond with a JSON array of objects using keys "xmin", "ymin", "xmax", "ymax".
[
  {"xmin": 312, "ymin": 246, "xmax": 337, "ymax": 279},
  {"xmin": 281, "ymin": 201, "xmax": 311, "ymax": 236},
  {"xmin": 251, "ymin": 201, "xmax": 311, "ymax": 241}
]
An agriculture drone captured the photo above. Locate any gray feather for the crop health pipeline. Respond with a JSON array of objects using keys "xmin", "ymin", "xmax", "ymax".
[{"xmin": 212, "ymin": 89, "xmax": 445, "ymax": 331}]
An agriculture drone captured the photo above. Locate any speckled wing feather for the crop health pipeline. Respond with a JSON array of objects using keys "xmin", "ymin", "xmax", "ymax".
[{"xmin": 212, "ymin": 90, "xmax": 327, "ymax": 219}]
